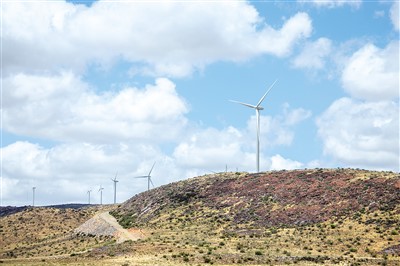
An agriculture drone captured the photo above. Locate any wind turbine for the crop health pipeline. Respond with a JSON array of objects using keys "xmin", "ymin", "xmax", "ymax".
[
  {"xmin": 98, "ymin": 185, "xmax": 104, "ymax": 205},
  {"xmin": 32, "ymin": 187, "xmax": 36, "ymax": 207},
  {"xmin": 87, "ymin": 190, "xmax": 92, "ymax": 204},
  {"xmin": 111, "ymin": 172, "xmax": 118, "ymax": 204},
  {"xmin": 230, "ymin": 79, "xmax": 278, "ymax": 173},
  {"xmin": 135, "ymin": 162, "xmax": 156, "ymax": 192}
]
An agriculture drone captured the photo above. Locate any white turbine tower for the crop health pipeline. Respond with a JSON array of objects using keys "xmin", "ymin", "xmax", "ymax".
[
  {"xmin": 111, "ymin": 172, "xmax": 118, "ymax": 204},
  {"xmin": 135, "ymin": 162, "xmax": 156, "ymax": 192},
  {"xmin": 230, "ymin": 79, "xmax": 278, "ymax": 173},
  {"xmin": 32, "ymin": 187, "xmax": 36, "ymax": 207},
  {"xmin": 87, "ymin": 190, "xmax": 92, "ymax": 204},
  {"xmin": 98, "ymin": 185, "xmax": 104, "ymax": 205}
]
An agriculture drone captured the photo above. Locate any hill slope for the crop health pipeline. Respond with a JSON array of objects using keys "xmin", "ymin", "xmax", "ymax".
[
  {"xmin": 114, "ymin": 168, "xmax": 399, "ymax": 227},
  {"xmin": 109, "ymin": 168, "xmax": 399, "ymax": 265}
]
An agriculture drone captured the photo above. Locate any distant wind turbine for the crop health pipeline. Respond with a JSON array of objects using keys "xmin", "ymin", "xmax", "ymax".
[
  {"xmin": 87, "ymin": 189, "xmax": 92, "ymax": 204},
  {"xmin": 32, "ymin": 187, "xmax": 36, "ymax": 207},
  {"xmin": 111, "ymin": 172, "xmax": 118, "ymax": 204},
  {"xmin": 98, "ymin": 185, "xmax": 104, "ymax": 205},
  {"xmin": 230, "ymin": 79, "xmax": 278, "ymax": 173},
  {"xmin": 135, "ymin": 162, "xmax": 156, "ymax": 192}
]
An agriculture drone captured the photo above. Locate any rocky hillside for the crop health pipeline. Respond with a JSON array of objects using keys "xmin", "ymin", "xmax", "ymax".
[
  {"xmin": 112, "ymin": 168, "xmax": 399, "ymax": 228},
  {"xmin": 105, "ymin": 168, "xmax": 399, "ymax": 265}
]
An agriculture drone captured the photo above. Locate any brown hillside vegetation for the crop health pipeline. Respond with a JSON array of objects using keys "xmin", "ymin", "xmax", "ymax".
[
  {"xmin": 0, "ymin": 168, "xmax": 399, "ymax": 265},
  {"xmin": 114, "ymin": 168, "xmax": 399, "ymax": 227}
]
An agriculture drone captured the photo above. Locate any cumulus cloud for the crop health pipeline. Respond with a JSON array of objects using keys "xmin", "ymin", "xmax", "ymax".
[
  {"xmin": 270, "ymin": 154, "xmax": 303, "ymax": 170},
  {"xmin": 3, "ymin": 73, "xmax": 188, "ymax": 143},
  {"xmin": 246, "ymin": 104, "xmax": 312, "ymax": 147},
  {"xmin": 172, "ymin": 126, "xmax": 254, "ymax": 171},
  {"xmin": 0, "ymin": 141, "xmax": 193, "ymax": 206},
  {"xmin": 341, "ymin": 41, "xmax": 399, "ymax": 101},
  {"xmin": 292, "ymin": 38, "xmax": 333, "ymax": 69},
  {"xmin": 1, "ymin": 93, "xmax": 311, "ymax": 205},
  {"xmin": 317, "ymin": 98, "xmax": 399, "ymax": 171},
  {"xmin": 3, "ymin": 0, "xmax": 312, "ymax": 77},
  {"xmin": 390, "ymin": 1, "xmax": 399, "ymax": 31},
  {"xmin": 173, "ymin": 105, "xmax": 311, "ymax": 172}
]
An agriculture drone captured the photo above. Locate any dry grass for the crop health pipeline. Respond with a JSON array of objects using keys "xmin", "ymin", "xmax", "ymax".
[{"xmin": 0, "ymin": 205, "xmax": 115, "ymax": 260}]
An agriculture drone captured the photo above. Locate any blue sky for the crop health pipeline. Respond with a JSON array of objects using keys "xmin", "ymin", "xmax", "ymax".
[{"xmin": 1, "ymin": 0, "xmax": 399, "ymax": 206}]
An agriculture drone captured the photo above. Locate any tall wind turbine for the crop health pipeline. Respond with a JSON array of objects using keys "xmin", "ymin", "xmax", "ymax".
[
  {"xmin": 135, "ymin": 162, "xmax": 156, "ymax": 192},
  {"xmin": 87, "ymin": 190, "xmax": 92, "ymax": 204},
  {"xmin": 111, "ymin": 172, "xmax": 118, "ymax": 204},
  {"xmin": 230, "ymin": 79, "xmax": 278, "ymax": 173},
  {"xmin": 98, "ymin": 185, "xmax": 104, "ymax": 205},
  {"xmin": 32, "ymin": 187, "xmax": 36, "ymax": 207}
]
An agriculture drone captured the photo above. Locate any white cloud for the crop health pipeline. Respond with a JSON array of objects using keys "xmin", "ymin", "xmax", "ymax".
[
  {"xmin": 0, "ymin": 141, "xmax": 191, "ymax": 206},
  {"xmin": 246, "ymin": 104, "xmax": 312, "ymax": 147},
  {"xmin": 3, "ymin": 0, "xmax": 312, "ymax": 77},
  {"xmin": 173, "ymin": 105, "xmax": 311, "ymax": 172},
  {"xmin": 3, "ymin": 136, "xmax": 301, "ymax": 205},
  {"xmin": 317, "ymin": 97, "xmax": 399, "ymax": 171},
  {"xmin": 299, "ymin": 0, "xmax": 362, "ymax": 8},
  {"xmin": 1, "ymin": 98, "xmax": 311, "ymax": 205},
  {"xmin": 172, "ymin": 126, "xmax": 253, "ymax": 171},
  {"xmin": 282, "ymin": 103, "xmax": 312, "ymax": 126},
  {"xmin": 270, "ymin": 154, "xmax": 303, "ymax": 170},
  {"xmin": 3, "ymin": 73, "xmax": 188, "ymax": 143},
  {"xmin": 255, "ymin": 12, "xmax": 312, "ymax": 57},
  {"xmin": 292, "ymin": 38, "xmax": 332, "ymax": 69},
  {"xmin": 390, "ymin": 1, "xmax": 399, "ymax": 31},
  {"xmin": 341, "ymin": 41, "xmax": 399, "ymax": 101}
]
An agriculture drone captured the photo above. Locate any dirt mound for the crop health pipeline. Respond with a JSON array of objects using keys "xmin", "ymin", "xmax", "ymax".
[{"xmin": 75, "ymin": 212, "xmax": 144, "ymax": 243}]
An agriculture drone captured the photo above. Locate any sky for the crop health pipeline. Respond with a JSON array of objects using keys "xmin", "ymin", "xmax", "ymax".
[{"xmin": 1, "ymin": 0, "xmax": 399, "ymax": 206}]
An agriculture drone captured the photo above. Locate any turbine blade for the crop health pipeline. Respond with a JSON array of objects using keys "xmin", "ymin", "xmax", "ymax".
[
  {"xmin": 149, "ymin": 177, "xmax": 154, "ymax": 188},
  {"xmin": 148, "ymin": 162, "xmax": 156, "ymax": 176},
  {"xmin": 257, "ymin": 79, "xmax": 278, "ymax": 107},
  {"xmin": 134, "ymin": 176, "xmax": 148, "ymax": 178},
  {"xmin": 229, "ymin": 100, "xmax": 257, "ymax": 109}
]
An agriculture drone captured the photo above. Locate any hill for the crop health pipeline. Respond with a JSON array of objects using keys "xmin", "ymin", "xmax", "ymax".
[
  {"xmin": 0, "ymin": 168, "xmax": 399, "ymax": 265},
  {"xmin": 0, "ymin": 205, "xmax": 115, "ymax": 262},
  {"xmin": 113, "ymin": 168, "xmax": 399, "ymax": 227},
  {"xmin": 0, "ymin": 204, "xmax": 93, "ymax": 218},
  {"xmin": 109, "ymin": 168, "xmax": 399, "ymax": 265}
]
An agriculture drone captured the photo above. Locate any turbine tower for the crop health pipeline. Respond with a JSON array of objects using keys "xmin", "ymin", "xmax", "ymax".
[
  {"xmin": 87, "ymin": 189, "xmax": 92, "ymax": 204},
  {"xmin": 230, "ymin": 79, "xmax": 278, "ymax": 173},
  {"xmin": 111, "ymin": 172, "xmax": 118, "ymax": 204},
  {"xmin": 32, "ymin": 187, "xmax": 36, "ymax": 207},
  {"xmin": 98, "ymin": 185, "xmax": 104, "ymax": 205},
  {"xmin": 135, "ymin": 162, "xmax": 156, "ymax": 192}
]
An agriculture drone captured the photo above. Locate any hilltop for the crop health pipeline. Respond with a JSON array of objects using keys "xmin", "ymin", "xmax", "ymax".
[
  {"xmin": 113, "ymin": 168, "xmax": 399, "ymax": 227},
  {"xmin": 0, "ymin": 168, "xmax": 399, "ymax": 265}
]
